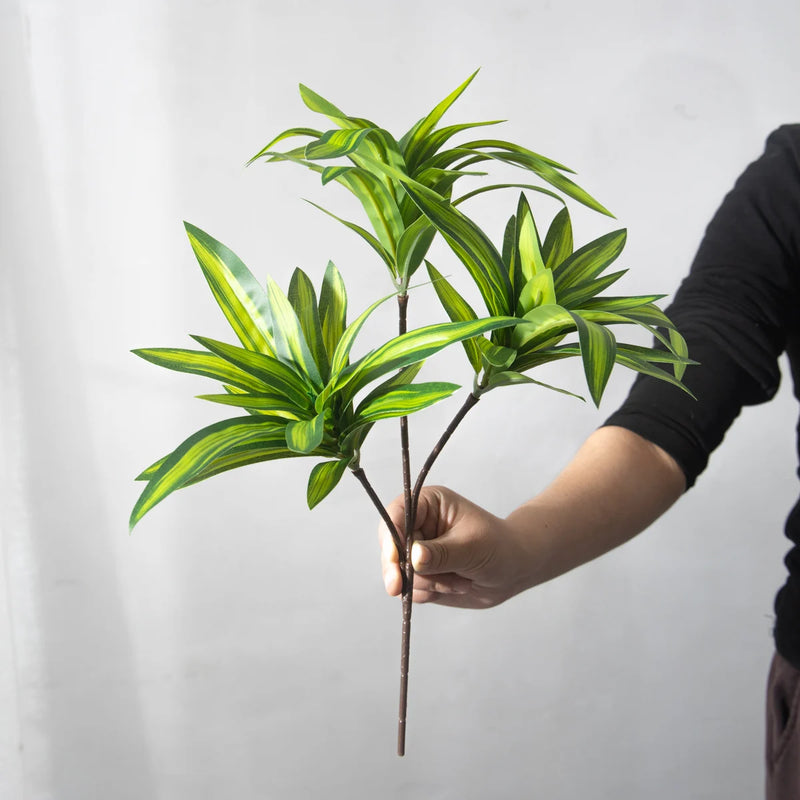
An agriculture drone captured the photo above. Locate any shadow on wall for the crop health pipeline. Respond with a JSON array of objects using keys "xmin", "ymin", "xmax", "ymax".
[{"xmin": 0, "ymin": 4, "xmax": 157, "ymax": 797}]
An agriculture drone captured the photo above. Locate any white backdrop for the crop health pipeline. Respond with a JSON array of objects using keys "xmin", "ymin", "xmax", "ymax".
[{"xmin": 2, "ymin": 1, "xmax": 799, "ymax": 798}]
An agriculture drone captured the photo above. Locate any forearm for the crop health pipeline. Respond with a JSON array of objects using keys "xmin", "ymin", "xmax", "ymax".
[{"xmin": 506, "ymin": 425, "xmax": 686, "ymax": 592}]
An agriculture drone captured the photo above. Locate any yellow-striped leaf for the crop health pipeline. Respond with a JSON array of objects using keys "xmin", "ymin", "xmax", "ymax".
[
  {"xmin": 337, "ymin": 316, "xmax": 517, "ymax": 401},
  {"xmin": 318, "ymin": 261, "xmax": 347, "ymax": 362},
  {"xmin": 401, "ymin": 182, "xmax": 512, "ymax": 316},
  {"xmin": 304, "ymin": 128, "xmax": 375, "ymax": 160},
  {"xmin": 184, "ymin": 223, "xmax": 275, "ymax": 355},
  {"xmin": 510, "ymin": 304, "xmax": 574, "ymax": 350},
  {"xmin": 352, "ymin": 382, "xmax": 459, "ymax": 427},
  {"xmin": 132, "ymin": 347, "xmax": 270, "ymax": 394},
  {"xmin": 542, "ymin": 207, "xmax": 574, "ymax": 270},
  {"xmin": 265, "ymin": 277, "xmax": 323, "ymax": 389},
  {"xmin": 516, "ymin": 193, "xmax": 545, "ymax": 280},
  {"xmin": 306, "ymin": 459, "xmax": 349, "ymax": 509},
  {"xmin": 247, "ymin": 127, "xmax": 321, "ymax": 165},
  {"xmin": 195, "ymin": 393, "xmax": 302, "ymax": 419},
  {"xmin": 478, "ymin": 341, "xmax": 516, "ymax": 369},
  {"xmin": 330, "ymin": 167, "xmax": 404, "ymax": 257},
  {"xmin": 401, "ymin": 69, "xmax": 480, "ymax": 167},
  {"xmin": 288, "ymin": 268, "xmax": 330, "ymax": 381},
  {"xmin": 569, "ymin": 312, "xmax": 617, "ymax": 407},
  {"xmin": 518, "ymin": 270, "xmax": 556, "ymax": 315},
  {"xmin": 396, "ymin": 216, "xmax": 436, "ymax": 286},
  {"xmin": 285, "ymin": 412, "xmax": 325, "ymax": 454},
  {"xmin": 552, "ymin": 230, "xmax": 627, "ymax": 293},
  {"xmin": 130, "ymin": 417, "xmax": 289, "ymax": 528},
  {"xmin": 614, "ymin": 347, "xmax": 696, "ymax": 396},
  {"xmin": 192, "ymin": 335, "xmax": 313, "ymax": 410},
  {"xmin": 406, "ymin": 119, "xmax": 504, "ymax": 174},
  {"xmin": 481, "ymin": 370, "xmax": 584, "ymax": 400},
  {"xmin": 426, "ymin": 261, "xmax": 482, "ymax": 372},
  {"xmin": 298, "ymin": 83, "xmax": 356, "ymax": 127},
  {"xmin": 328, "ymin": 291, "xmax": 396, "ymax": 379},
  {"xmin": 557, "ymin": 270, "xmax": 629, "ymax": 309},
  {"xmin": 305, "ymin": 199, "xmax": 394, "ymax": 272}
]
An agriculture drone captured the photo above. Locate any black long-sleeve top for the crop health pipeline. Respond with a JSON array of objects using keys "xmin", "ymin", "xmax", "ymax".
[{"xmin": 604, "ymin": 125, "xmax": 800, "ymax": 668}]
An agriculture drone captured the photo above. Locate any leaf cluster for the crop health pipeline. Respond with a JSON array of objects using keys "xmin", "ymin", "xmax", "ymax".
[
  {"xmin": 420, "ymin": 191, "xmax": 695, "ymax": 405},
  {"xmin": 130, "ymin": 223, "xmax": 513, "ymax": 528},
  {"xmin": 131, "ymin": 70, "xmax": 695, "ymax": 530},
  {"xmin": 248, "ymin": 69, "xmax": 611, "ymax": 293}
]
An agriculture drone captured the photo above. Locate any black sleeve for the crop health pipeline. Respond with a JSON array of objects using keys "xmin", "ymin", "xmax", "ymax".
[{"xmin": 604, "ymin": 125, "xmax": 800, "ymax": 488}]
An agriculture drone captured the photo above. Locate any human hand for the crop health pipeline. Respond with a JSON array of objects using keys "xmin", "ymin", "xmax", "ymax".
[{"xmin": 378, "ymin": 485, "xmax": 532, "ymax": 609}]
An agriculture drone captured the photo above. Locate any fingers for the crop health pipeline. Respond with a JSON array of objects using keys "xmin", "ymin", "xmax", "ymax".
[{"xmin": 380, "ymin": 525, "xmax": 402, "ymax": 596}]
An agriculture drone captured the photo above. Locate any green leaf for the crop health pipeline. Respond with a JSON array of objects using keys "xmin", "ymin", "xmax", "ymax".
[
  {"xmin": 337, "ymin": 363, "xmax": 425, "ymax": 454},
  {"xmin": 318, "ymin": 261, "xmax": 348, "ymax": 362},
  {"xmin": 453, "ymin": 182, "xmax": 566, "ymax": 208},
  {"xmin": 569, "ymin": 311, "xmax": 617, "ymax": 407},
  {"xmin": 132, "ymin": 347, "xmax": 271, "ymax": 394},
  {"xmin": 285, "ymin": 412, "xmax": 325, "ymax": 454},
  {"xmin": 307, "ymin": 459, "xmax": 349, "ymax": 509},
  {"xmin": 556, "ymin": 270, "xmax": 629, "ymax": 309},
  {"xmin": 668, "ymin": 328, "xmax": 690, "ymax": 380},
  {"xmin": 328, "ymin": 290, "xmax": 396, "ymax": 379},
  {"xmin": 407, "ymin": 119, "xmax": 504, "ymax": 173},
  {"xmin": 542, "ymin": 207, "xmax": 573, "ymax": 270},
  {"xmin": 579, "ymin": 304, "xmax": 685, "ymax": 356},
  {"xmin": 184, "ymin": 223, "xmax": 275, "ymax": 355},
  {"xmin": 298, "ymin": 83, "xmax": 356, "ymax": 127},
  {"xmin": 454, "ymin": 139, "xmax": 573, "ymax": 172},
  {"xmin": 353, "ymin": 361, "xmax": 425, "ymax": 409},
  {"xmin": 352, "ymin": 382, "xmax": 459, "ymax": 427},
  {"xmin": 453, "ymin": 145, "xmax": 612, "ymax": 216},
  {"xmin": 247, "ymin": 127, "xmax": 322, "ymax": 166},
  {"xmin": 192, "ymin": 335, "xmax": 314, "ymax": 410},
  {"xmin": 401, "ymin": 69, "xmax": 480, "ymax": 166},
  {"xmin": 304, "ymin": 200, "xmax": 394, "ymax": 272},
  {"xmin": 578, "ymin": 294, "xmax": 666, "ymax": 313},
  {"xmin": 337, "ymin": 316, "xmax": 518, "ymax": 401},
  {"xmin": 288, "ymin": 268, "xmax": 330, "ymax": 381},
  {"xmin": 196, "ymin": 393, "xmax": 303, "ymax": 419},
  {"xmin": 552, "ymin": 229, "xmax": 627, "ymax": 293},
  {"xmin": 329, "ymin": 167, "xmax": 405, "ymax": 257},
  {"xmin": 265, "ymin": 277, "xmax": 323, "ymax": 389},
  {"xmin": 134, "ymin": 426, "xmax": 300, "ymax": 483},
  {"xmin": 130, "ymin": 417, "xmax": 289, "ymax": 528},
  {"xmin": 518, "ymin": 270, "xmax": 556, "ymax": 315},
  {"xmin": 510, "ymin": 303, "xmax": 574, "ymax": 350},
  {"xmin": 426, "ymin": 261, "xmax": 482, "ymax": 372},
  {"xmin": 185, "ymin": 440, "xmax": 301, "ymax": 484},
  {"xmin": 614, "ymin": 347, "xmax": 696, "ymax": 397},
  {"xmin": 401, "ymin": 182, "xmax": 512, "ymax": 316},
  {"xmin": 396, "ymin": 216, "xmax": 437, "ymax": 287},
  {"xmin": 501, "ymin": 213, "xmax": 524, "ymax": 299},
  {"xmin": 480, "ymin": 370, "xmax": 584, "ymax": 400},
  {"xmin": 478, "ymin": 341, "xmax": 516, "ymax": 369},
  {"xmin": 304, "ymin": 127, "xmax": 375, "ymax": 160},
  {"xmin": 516, "ymin": 193, "xmax": 545, "ymax": 279}
]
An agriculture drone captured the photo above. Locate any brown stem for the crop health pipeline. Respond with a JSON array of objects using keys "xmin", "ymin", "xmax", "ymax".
[
  {"xmin": 410, "ymin": 392, "xmax": 480, "ymax": 522},
  {"xmin": 397, "ymin": 393, "xmax": 480, "ymax": 755},
  {"xmin": 396, "ymin": 291, "xmax": 414, "ymax": 757},
  {"xmin": 351, "ymin": 467, "xmax": 403, "ymax": 556}
]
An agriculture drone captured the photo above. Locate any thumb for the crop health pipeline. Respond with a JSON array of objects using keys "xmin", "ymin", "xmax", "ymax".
[{"xmin": 411, "ymin": 535, "xmax": 466, "ymax": 576}]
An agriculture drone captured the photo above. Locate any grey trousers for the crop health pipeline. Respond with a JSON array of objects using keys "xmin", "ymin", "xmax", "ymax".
[{"xmin": 766, "ymin": 651, "xmax": 800, "ymax": 800}]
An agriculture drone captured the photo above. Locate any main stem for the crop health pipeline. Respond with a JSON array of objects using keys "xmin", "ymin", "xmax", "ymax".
[{"xmin": 397, "ymin": 292, "xmax": 413, "ymax": 757}]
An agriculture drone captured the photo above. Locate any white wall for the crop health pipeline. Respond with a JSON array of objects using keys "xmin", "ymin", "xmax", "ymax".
[{"xmin": 2, "ymin": 0, "xmax": 798, "ymax": 797}]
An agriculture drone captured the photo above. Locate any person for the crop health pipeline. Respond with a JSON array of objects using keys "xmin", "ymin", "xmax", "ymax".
[{"xmin": 378, "ymin": 125, "xmax": 800, "ymax": 799}]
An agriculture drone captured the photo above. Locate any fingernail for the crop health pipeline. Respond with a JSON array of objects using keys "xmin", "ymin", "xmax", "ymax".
[{"xmin": 411, "ymin": 542, "xmax": 429, "ymax": 570}]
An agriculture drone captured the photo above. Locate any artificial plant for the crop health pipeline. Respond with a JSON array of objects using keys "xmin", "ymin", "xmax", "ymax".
[{"xmin": 130, "ymin": 71, "xmax": 693, "ymax": 756}]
